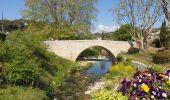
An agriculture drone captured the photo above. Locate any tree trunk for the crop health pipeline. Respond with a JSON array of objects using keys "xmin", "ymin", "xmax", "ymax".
[{"xmin": 140, "ymin": 36, "xmax": 144, "ymax": 49}]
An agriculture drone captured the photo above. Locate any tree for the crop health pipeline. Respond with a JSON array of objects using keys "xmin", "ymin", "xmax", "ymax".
[
  {"xmin": 159, "ymin": 0, "xmax": 170, "ymax": 49},
  {"xmin": 112, "ymin": 24, "xmax": 132, "ymax": 41},
  {"xmin": 160, "ymin": 0, "xmax": 170, "ymax": 29},
  {"xmin": 160, "ymin": 20, "xmax": 170, "ymax": 49},
  {"xmin": 113, "ymin": 0, "xmax": 161, "ymax": 49},
  {"xmin": 23, "ymin": 0, "xmax": 98, "ymax": 39}
]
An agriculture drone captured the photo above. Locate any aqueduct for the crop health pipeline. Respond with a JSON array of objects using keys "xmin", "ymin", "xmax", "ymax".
[{"xmin": 45, "ymin": 40, "xmax": 130, "ymax": 61}]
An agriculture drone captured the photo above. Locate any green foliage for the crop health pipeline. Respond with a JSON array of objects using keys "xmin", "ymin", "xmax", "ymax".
[
  {"xmin": 149, "ymin": 64, "xmax": 168, "ymax": 73},
  {"xmin": 112, "ymin": 24, "xmax": 132, "ymax": 41},
  {"xmin": 153, "ymin": 39, "xmax": 161, "ymax": 48},
  {"xmin": 116, "ymin": 54, "xmax": 124, "ymax": 62},
  {"xmin": 91, "ymin": 89, "xmax": 127, "ymax": 100},
  {"xmin": 0, "ymin": 86, "xmax": 47, "ymax": 100},
  {"xmin": 109, "ymin": 62, "xmax": 135, "ymax": 77},
  {"xmin": 78, "ymin": 47, "xmax": 103, "ymax": 58},
  {"xmin": 128, "ymin": 47, "xmax": 139, "ymax": 54},
  {"xmin": 160, "ymin": 20, "xmax": 170, "ymax": 49},
  {"xmin": 0, "ymin": 33, "xmax": 6, "ymax": 41},
  {"xmin": 0, "ymin": 30, "xmax": 74, "ymax": 90},
  {"xmin": 79, "ymin": 49, "xmax": 99, "ymax": 58},
  {"xmin": 26, "ymin": 22, "xmax": 96, "ymax": 40},
  {"xmin": 23, "ymin": 0, "xmax": 97, "ymax": 38},
  {"xmin": 152, "ymin": 50, "xmax": 170, "ymax": 64},
  {"xmin": 41, "ymin": 25, "xmax": 78, "ymax": 40},
  {"xmin": 0, "ymin": 19, "xmax": 27, "ymax": 32}
]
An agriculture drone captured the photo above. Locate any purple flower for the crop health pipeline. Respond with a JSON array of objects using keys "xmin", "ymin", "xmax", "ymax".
[
  {"xmin": 119, "ymin": 86, "xmax": 126, "ymax": 95},
  {"xmin": 165, "ymin": 70, "xmax": 170, "ymax": 77},
  {"xmin": 126, "ymin": 81, "xmax": 131, "ymax": 89},
  {"xmin": 143, "ymin": 80, "xmax": 149, "ymax": 85},
  {"xmin": 150, "ymin": 87, "xmax": 157, "ymax": 96},
  {"xmin": 121, "ymin": 78, "xmax": 127, "ymax": 85},
  {"xmin": 133, "ymin": 71, "xmax": 142, "ymax": 79}
]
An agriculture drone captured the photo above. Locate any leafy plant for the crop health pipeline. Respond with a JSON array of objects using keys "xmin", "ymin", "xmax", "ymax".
[
  {"xmin": 0, "ymin": 30, "xmax": 75, "ymax": 92},
  {"xmin": 109, "ymin": 62, "xmax": 135, "ymax": 77},
  {"xmin": 0, "ymin": 33, "xmax": 6, "ymax": 41},
  {"xmin": 91, "ymin": 89, "xmax": 127, "ymax": 100},
  {"xmin": 128, "ymin": 47, "xmax": 139, "ymax": 54},
  {"xmin": 112, "ymin": 24, "xmax": 132, "ymax": 41},
  {"xmin": 152, "ymin": 50, "xmax": 170, "ymax": 64}
]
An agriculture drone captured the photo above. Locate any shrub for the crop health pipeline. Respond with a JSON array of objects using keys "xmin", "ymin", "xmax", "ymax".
[
  {"xmin": 109, "ymin": 62, "xmax": 135, "ymax": 77},
  {"xmin": 0, "ymin": 30, "xmax": 75, "ymax": 90},
  {"xmin": 0, "ymin": 33, "xmax": 6, "ymax": 41},
  {"xmin": 116, "ymin": 54, "xmax": 124, "ymax": 62},
  {"xmin": 149, "ymin": 64, "xmax": 168, "ymax": 73},
  {"xmin": 152, "ymin": 39, "xmax": 161, "ymax": 48},
  {"xmin": 152, "ymin": 50, "xmax": 170, "ymax": 64},
  {"xmin": 91, "ymin": 89, "xmax": 127, "ymax": 100},
  {"xmin": 128, "ymin": 47, "xmax": 139, "ymax": 54}
]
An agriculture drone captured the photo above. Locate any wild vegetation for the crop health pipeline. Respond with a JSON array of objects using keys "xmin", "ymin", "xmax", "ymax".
[
  {"xmin": 0, "ymin": 0, "xmax": 170, "ymax": 99},
  {"xmin": 0, "ymin": 30, "xmax": 77, "ymax": 99}
]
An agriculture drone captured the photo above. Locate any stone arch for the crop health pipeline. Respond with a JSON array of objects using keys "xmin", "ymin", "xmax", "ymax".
[
  {"xmin": 45, "ymin": 40, "xmax": 130, "ymax": 62},
  {"xmin": 73, "ymin": 45, "xmax": 116, "ymax": 61}
]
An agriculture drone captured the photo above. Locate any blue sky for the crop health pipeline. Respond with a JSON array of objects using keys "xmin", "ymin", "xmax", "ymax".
[
  {"xmin": 0, "ymin": 0, "xmax": 25, "ymax": 20},
  {"xmin": 94, "ymin": 0, "xmax": 118, "ymax": 27}
]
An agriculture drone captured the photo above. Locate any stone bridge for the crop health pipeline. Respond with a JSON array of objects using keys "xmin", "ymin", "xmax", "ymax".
[{"xmin": 45, "ymin": 40, "xmax": 130, "ymax": 61}]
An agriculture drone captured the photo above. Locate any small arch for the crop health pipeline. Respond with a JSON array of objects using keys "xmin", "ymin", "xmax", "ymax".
[{"xmin": 75, "ymin": 45, "xmax": 116, "ymax": 61}]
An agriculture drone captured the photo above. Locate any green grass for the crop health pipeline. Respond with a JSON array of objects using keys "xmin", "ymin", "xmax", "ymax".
[{"xmin": 0, "ymin": 86, "xmax": 48, "ymax": 100}]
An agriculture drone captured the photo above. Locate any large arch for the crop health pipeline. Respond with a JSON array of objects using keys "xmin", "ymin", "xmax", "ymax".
[
  {"xmin": 45, "ymin": 40, "xmax": 130, "ymax": 62},
  {"xmin": 75, "ymin": 45, "xmax": 116, "ymax": 61}
]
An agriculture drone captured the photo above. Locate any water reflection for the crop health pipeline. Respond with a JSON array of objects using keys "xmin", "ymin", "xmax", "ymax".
[{"xmin": 86, "ymin": 60, "xmax": 113, "ymax": 75}]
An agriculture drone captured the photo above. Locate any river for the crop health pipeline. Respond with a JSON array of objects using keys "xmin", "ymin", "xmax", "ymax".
[
  {"xmin": 82, "ymin": 59, "xmax": 113, "ymax": 75},
  {"xmin": 55, "ymin": 59, "xmax": 113, "ymax": 100}
]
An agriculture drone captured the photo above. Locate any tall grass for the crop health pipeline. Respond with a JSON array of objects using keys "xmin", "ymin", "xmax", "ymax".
[{"xmin": 0, "ymin": 86, "xmax": 47, "ymax": 100}]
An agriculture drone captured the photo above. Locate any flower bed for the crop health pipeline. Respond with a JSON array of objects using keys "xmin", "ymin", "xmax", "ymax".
[{"xmin": 119, "ymin": 70, "xmax": 170, "ymax": 99}]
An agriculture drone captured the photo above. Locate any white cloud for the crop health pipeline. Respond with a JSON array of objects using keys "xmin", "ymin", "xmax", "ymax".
[{"xmin": 92, "ymin": 25, "xmax": 119, "ymax": 34}]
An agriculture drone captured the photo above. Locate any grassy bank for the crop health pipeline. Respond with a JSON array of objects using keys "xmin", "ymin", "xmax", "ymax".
[
  {"xmin": 0, "ymin": 30, "xmax": 77, "ymax": 99},
  {"xmin": 0, "ymin": 86, "xmax": 47, "ymax": 100}
]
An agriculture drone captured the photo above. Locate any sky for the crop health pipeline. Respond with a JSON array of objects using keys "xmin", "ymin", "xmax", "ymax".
[
  {"xmin": 0, "ymin": 0, "xmax": 163, "ymax": 33},
  {"xmin": 0, "ymin": 0, "xmax": 25, "ymax": 20}
]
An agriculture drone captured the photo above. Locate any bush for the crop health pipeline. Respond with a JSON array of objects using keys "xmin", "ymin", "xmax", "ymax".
[
  {"xmin": 149, "ymin": 64, "xmax": 168, "ymax": 73},
  {"xmin": 0, "ymin": 30, "xmax": 75, "ymax": 90},
  {"xmin": 91, "ymin": 89, "xmax": 127, "ymax": 100},
  {"xmin": 128, "ymin": 47, "xmax": 139, "ymax": 54},
  {"xmin": 152, "ymin": 50, "xmax": 170, "ymax": 64},
  {"xmin": 0, "ymin": 33, "xmax": 6, "ymax": 41},
  {"xmin": 109, "ymin": 62, "xmax": 135, "ymax": 77},
  {"xmin": 116, "ymin": 54, "xmax": 124, "ymax": 62}
]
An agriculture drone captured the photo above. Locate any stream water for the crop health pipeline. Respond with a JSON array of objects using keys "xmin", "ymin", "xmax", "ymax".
[{"xmin": 83, "ymin": 59, "xmax": 113, "ymax": 75}]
